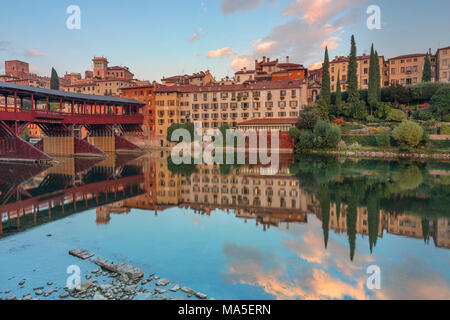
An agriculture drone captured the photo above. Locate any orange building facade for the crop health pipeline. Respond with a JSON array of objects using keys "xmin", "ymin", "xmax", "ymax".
[{"xmin": 120, "ymin": 85, "xmax": 157, "ymax": 143}]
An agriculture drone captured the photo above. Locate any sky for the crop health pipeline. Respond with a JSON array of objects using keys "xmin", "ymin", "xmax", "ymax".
[{"xmin": 0, "ymin": 0, "xmax": 449, "ymax": 82}]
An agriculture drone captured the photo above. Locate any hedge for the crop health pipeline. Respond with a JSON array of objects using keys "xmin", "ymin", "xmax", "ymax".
[
  {"xmin": 342, "ymin": 134, "xmax": 379, "ymax": 147},
  {"xmin": 430, "ymin": 139, "xmax": 450, "ymax": 150},
  {"xmin": 342, "ymin": 135, "xmax": 450, "ymax": 150}
]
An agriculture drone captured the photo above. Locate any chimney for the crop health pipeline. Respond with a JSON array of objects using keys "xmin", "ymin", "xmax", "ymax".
[
  {"xmin": 429, "ymin": 48, "xmax": 432, "ymax": 55},
  {"xmin": 267, "ymin": 57, "xmax": 270, "ymax": 62},
  {"xmin": 286, "ymin": 56, "xmax": 290, "ymax": 63},
  {"xmin": 263, "ymin": 56, "xmax": 266, "ymax": 63}
]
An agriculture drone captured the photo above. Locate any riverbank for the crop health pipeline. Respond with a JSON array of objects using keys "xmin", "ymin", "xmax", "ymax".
[{"xmin": 296, "ymin": 146, "xmax": 450, "ymax": 160}]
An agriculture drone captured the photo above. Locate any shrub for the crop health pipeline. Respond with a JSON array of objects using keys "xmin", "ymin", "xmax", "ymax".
[
  {"xmin": 375, "ymin": 102, "xmax": 393, "ymax": 119},
  {"xmin": 383, "ymin": 84, "xmax": 411, "ymax": 104},
  {"xmin": 351, "ymin": 100, "xmax": 368, "ymax": 120},
  {"xmin": 289, "ymin": 127, "xmax": 301, "ymax": 141},
  {"xmin": 431, "ymin": 87, "xmax": 450, "ymax": 115},
  {"xmin": 431, "ymin": 139, "xmax": 450, "ymax": 150},
  {"xmin": 297, "ymin": 105, "xmax": 320, "ymax": 130},
  {"xmin": 296, "ymin": 130, "xmax": 315, "ymax": 150},
  {"xmin": 409, "ymin": 82, "xmax": 450, "ymax": 103},
  {"xmin": 167, "ymin": 122, "xmax": 194, "ymax": 142},
  {"xmin": 332, "ymin": 117, "xmax": 345, "ymax": 126},
  {"xmin": 366, "ymin": 115, "xmax": 378, "ymax": 123},
  {"xmin": 392, "ymin": 120, "xmax": 424, "ymax": 147},
  {"xmin": 387, "ymin": 109, "xmax": 407, "ymax": 122},
  {"xmin": 342, "ymin": 134, "xmax": 377, "ymax": 147},
  {"xmin": 376, "ymin": 129, "xmax": 391, "ymax": 148},
  {"xmin": 443, "ymin": 114, "xmax": 450, "ymax": 122},
  {"xmin": 441, "ymin": 124, "xmax": 450, "ymax": 135},
  {"xmin": 313, "ymin": 121, "xmax": 341, "ymax": 148},
  {"xmin": 412, "ymin": 110, "xmax": 433, "ymax": 121}
]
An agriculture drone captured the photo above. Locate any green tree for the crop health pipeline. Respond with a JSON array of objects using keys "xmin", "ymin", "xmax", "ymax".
[
  {"xmin": 320, "ymin": 46, "xmax": 331, "ymax": 108},
  {"xmin": 422, "ymin": 52, "xmax": 432, "ymax": 82},
  {"xmin": 431, "ymin": 87, "xmax": 450, "ymax": 115},
  {"xmin": 313, "ymin": 121, "xmax": 341, "ymax": 148},
  {"xmin": 376, "ymin": 129, "xmax": 391, "ymax": 148},
  {"xmin": 334, "ymin": 71, "xmax": 343, "ymax": 116},
  {"xmin": 392, "ymin": 120, "xmax": 424, "ymax": 147},
  {"xmin": 375, "ymin": 50, "xmax": 381, "ymax": 101},
  {"xmin": 347, "ymin": 35, "xmax": 359, "ymax": 103},
  {"xmin": 289, "ymin": 127, "xmax": 301, "ymax": 141},
  {"xmin": 296, "ymin": 105, "xmax": 320, "ymax": 130},
  {"xmin": 50, "ymin": 67, "xmax": 60, "ymax": 90},
  {"xmin": 368, "ymin": 44, "xmax": 378, "ymax": 110},
  {"xmin": 295, "ymin": 130, "xmax": 315, "ymax": 151},
  {"xmin": 387, "ymin": 109, "xmax": 407, "ymax": 122}
]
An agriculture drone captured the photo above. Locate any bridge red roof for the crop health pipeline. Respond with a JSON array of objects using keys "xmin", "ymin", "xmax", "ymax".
[{"xmin": 0, "ymin": 81, "xmax": 144, "ymax": 105}]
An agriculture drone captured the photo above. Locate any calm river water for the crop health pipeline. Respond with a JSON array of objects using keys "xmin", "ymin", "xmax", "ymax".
[{"xmin": 0, "ymin": 152, "xmax": 449, "ymax": 300}]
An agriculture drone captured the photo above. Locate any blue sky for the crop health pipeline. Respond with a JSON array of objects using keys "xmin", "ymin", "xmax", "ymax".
[{"xmin": 0, "ymin": 0, "xmax": 449, "ymax": 82}]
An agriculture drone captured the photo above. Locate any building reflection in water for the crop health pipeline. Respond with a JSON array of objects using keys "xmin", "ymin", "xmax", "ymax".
[
  {"xmin": 0, "ymin": 153, "xmax": 145, "ymax": 236},
  {"xmin": 111, "ymin": 151, "xmax": 450, "ymax": 257},
  {"xmin": 1, "ymin": 150, "xmax": 448, "ymax": 260}
]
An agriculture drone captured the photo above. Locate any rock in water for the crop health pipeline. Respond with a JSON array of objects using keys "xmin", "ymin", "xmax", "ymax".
[
  {"xmin": 93, "ymin": 292, "xmax": 107, "ymax": 300},
  {"xmin": 156, "ymin": 278, "xmax": 170, "ymax": 286},
  {"xmin": 195, "ymin": 292, "xmax": 207, "ymax": 299},
  {"xmin": 181, "ymin": 286, "xmax": 193, "ymax": 294},
  {"xmin": 69, "ymin": 249, "xmax": 94, "ymax": 260},
  {"xmin": 93, "ymin": 258, "xmax": 144, "ymax": 280},
  {"xmin": 169, "ymin": 284, "xmax": 180, "ymax": 292}
]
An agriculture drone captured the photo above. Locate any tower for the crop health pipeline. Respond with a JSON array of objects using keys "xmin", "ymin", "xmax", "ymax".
[{"xmin": 92, "ymin": 57, "xmax": 108, "ymax": 79}]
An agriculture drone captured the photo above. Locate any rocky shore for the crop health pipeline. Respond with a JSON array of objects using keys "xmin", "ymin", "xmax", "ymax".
[{"xmin": 0, "ymin": 249, "xmax": 211, "ymax": 301}]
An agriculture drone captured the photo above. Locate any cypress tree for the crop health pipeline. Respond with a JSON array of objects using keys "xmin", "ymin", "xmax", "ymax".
[
  {"xmin": 335, "ymin": 71, "xmax": 342, "ymax": 114},
  {"xmin": 375, "ymin": 50, "xmax": 381, "ymax": 101},
  {"xmin": 423, "ymin": 52, "xmax": 432, "ymax": 82},
  {"xmin": 50, "ymin": 67, "xmax": 60, "ymax": 90},
  {"xmin": 320, "ymin": 46, "xmax": 331, "ymax": 107},
  {"xmin": 347, "ymin": 35, "xmax": 359, "ymax": 103},
  {"xmin": 368, "ymin": 44, "xmax": 377, "ymax": 110}
]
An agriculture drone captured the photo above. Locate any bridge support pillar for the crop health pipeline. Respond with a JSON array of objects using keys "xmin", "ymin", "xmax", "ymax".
[
  {"xmin": 87, "ymin": 135, "xmax": 143, "ymax": 153},
  {"xmin": 41, "ymin": 136, "xmax": 105, "ymax": 157}
]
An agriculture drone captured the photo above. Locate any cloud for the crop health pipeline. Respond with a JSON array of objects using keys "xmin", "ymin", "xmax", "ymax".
[
  {"xmin": 25, "ymin": 49, "xmax": 44, "ymax": 57},
  {"xmin": 283, "ymin": 0, "xmax": 368, "ymax": 25},
  {"xmin": 30, "ymin": 65, "xmax": 46, "ymax": 75},
  {"xmin": 254, "ymin": 41, "xmax": 277, "ymax": 54},
  {"xmin": 188, "ymin": 28, "xmax": 204, "ymax": 43},
  {"xmin": 221, "ymin": 0, "xmax": 277, "ymax": 15},
  {"xmin": 308, "ymin": 60, "xmax": 323, "ymax": 70},
  {"xmin": 320, "ymin": 36, "xmax": 342, "ymax": 50},
  {"xmin": 253, "ymin": 19, "xmax": 341, "ymax": 61},
  {"xmin": 206, "ymin": 47, "xmax": 233, "ymax": 58},
  {"xmin": 231, "ymin": 54, "xmax": 253, "ymax": 71}
]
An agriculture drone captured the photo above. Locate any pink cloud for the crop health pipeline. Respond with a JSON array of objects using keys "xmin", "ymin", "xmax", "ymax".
[
  {"xmin": 320, "ymin": 36, "xmax": 342, "ymax": 50},
  {"xmin": 283, "ymin": 0, "xmax": 368, "ymax": 25},
  {"xmin": 231, "ymin": 54, "xmax": 253, "ymax": 71},
  {"xmin": 254, "ymin": 41, "xmax": 277, "ymax": 54},
  {"xmin": 25, "ymin": 49, "xmax": 44, "ymax": 57},
  {"xmin": 206, "ymin": 47, "xmax": 233, "ymax": 58}
]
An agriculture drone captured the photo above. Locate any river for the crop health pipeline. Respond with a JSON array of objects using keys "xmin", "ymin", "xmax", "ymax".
[{"xmin": 0, "ymin": 152, "xmax": 449, "ymax": 300}]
